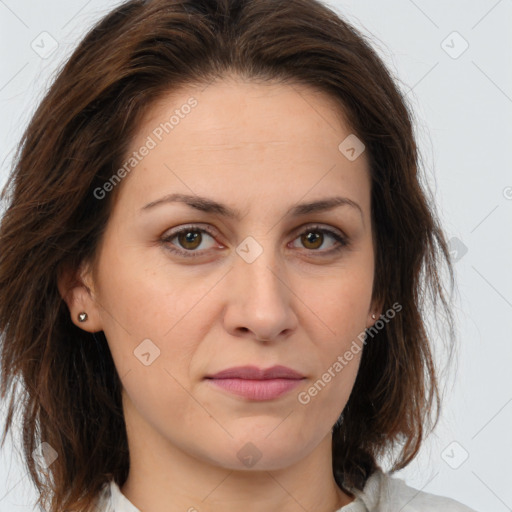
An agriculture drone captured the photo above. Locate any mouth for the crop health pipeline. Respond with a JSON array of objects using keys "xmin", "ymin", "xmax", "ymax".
[{"xmin": 204, "ymin": 365, "xmax": 306, "ymax": 401}]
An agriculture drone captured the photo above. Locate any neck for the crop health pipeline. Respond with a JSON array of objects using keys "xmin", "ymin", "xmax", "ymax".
[{"xmin": 121, "ymin": 420, "xmax": 354, "ymax": 512}]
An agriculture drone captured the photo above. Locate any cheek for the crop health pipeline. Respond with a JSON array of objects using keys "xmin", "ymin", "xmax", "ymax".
[
  {"xmin": 283, "ymin": 343, "xmax": 362, "ymax": 455},
  {"xmin": 298, "ymin": 263, "xmax": 374, "ymax": 344},
  {"xmin": 284, "ymin": 269, "xmax": 371, "ymax": 426},
  {"xmin": 93, "ymin": 244, "xmax": 228, "ymax": 387},
  {"xmin": 94, "ymin": 234, "xmax": 181, "ymax": 332}
]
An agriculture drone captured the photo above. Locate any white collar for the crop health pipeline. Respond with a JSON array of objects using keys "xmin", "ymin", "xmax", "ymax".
[
  {"xmin": 109, "ymin": 480, "xmax": 142, "ymax": 512},
  {"xmin": 99, "ymin": 468, "xmax": 474, "ymax": 512},
  {"xmin": 106, "ymin": 478, "xmax": 368, "ymax": 512}
]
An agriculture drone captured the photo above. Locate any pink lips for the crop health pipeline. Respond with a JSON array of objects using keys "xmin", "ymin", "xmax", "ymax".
[{"xmin": 205, "ymin": 365, "xmax": 305, "ymax": 401}]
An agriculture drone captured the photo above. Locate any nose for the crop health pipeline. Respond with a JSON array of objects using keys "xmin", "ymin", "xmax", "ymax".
[{"xmin": 222, "ymin": 244, "xmax": 298, "ymax": 343}]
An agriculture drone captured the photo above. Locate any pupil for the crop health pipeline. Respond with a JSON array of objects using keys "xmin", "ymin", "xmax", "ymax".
[
  {"xmin": 304, "ymin": 231, "xmax": 322, "ymax": 248},
  {"xmin": 179, "ymin": 230, "xmax": 201, "ymax": 249}
]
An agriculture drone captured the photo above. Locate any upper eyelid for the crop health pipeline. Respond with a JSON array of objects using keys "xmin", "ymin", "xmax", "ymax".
[
  {"xmin": 162, "ymin": 224, "xmax": 218, "ymax": 241},
  {"xmin": 162, "ymin": 222, "xmax": 345, "ymax": 240}
]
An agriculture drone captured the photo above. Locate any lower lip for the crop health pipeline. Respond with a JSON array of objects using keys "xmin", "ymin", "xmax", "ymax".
[{"xmin": 206, "ymin": 378, "xmax": 303, "ymax": 400}]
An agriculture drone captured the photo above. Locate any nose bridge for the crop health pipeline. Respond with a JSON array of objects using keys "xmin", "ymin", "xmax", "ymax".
[
  {"xmin": 235, "ymin": 234, "xmax": 284, "ymax": 301},
  {"xmin": 225, "ymin": 234, "xmax": 296, "ymax": 340}
]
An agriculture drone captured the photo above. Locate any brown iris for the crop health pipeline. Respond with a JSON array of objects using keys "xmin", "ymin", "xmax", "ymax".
[
  {"xmin": 301, "ymin": 231, "xmax": 323, "ymax": 250},
  {"xmin": 177, "ymin": 230, "xmax": 202, "ymax": 250}
]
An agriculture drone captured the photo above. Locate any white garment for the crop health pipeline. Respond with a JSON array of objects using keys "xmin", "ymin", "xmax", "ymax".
[{"xmin": 94, "ymin": 469, "xmax": 477, "ymax": 512}]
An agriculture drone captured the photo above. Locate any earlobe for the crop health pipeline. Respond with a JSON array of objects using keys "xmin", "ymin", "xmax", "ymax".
[
  {"xmin": 367, "ymin": 312, "xmax": 379, "ymax": 329},
  {"xmin": 57, "ymin": 261, "xmax": 103, "ymax": 333},
  {"xmin": 367, "ymin": 296, "xmax": 384, "ymax": 328}
]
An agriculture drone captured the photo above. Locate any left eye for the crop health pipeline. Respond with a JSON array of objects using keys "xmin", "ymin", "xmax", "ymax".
[
  {"xmin": 290, "ymin": 228, "xmax": 345, "ymax": 252},
  {"xmin": 162, "ymin": 225, "xmax": 347, "ymax": 258}
]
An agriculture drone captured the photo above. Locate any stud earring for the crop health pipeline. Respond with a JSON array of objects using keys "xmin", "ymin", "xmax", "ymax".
[
  {"xmin": 78, "ymin": 312, "xmax": 88, "ymax": 322},
  {"xmin": 371, "ymin": 314, "xmax": 376, "ymax": 320}
]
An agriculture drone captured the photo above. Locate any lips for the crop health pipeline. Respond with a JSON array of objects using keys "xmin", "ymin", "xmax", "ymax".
[
  {"xmin": 205, "ymin": 365, "xmax": 305, "ymax": 401},
  {"xmin": 206, "ymin": 365, "xmax": 304, "ymax": 380}
]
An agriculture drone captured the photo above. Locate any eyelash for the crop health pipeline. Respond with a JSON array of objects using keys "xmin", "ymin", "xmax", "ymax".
[{"xmin": 161, "ymin": 224, "xmax": 348, "ymax": 259}]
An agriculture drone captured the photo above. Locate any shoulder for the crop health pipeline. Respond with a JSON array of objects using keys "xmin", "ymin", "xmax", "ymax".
[{"xmin": 348, "ymin": 469, "xmax": 477, "ymax": 512}]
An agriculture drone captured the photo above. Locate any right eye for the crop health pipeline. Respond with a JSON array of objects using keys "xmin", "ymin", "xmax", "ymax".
[{"xmin": 161, "ymin": 225, "xmax": 223, "ymax": 258}]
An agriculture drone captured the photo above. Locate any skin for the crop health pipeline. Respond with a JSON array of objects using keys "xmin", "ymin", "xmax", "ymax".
[{"xmin": 60, "ymin": 75, "xmax": 382, "ymax": 512}]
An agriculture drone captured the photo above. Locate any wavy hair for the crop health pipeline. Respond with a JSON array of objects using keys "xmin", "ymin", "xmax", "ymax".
[{"xmin": 0, "ymin": 0, "xmax": 455, "ymax": 510}]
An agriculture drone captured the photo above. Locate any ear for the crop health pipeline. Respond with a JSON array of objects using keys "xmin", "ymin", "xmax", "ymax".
[
  {"xmin": 367, "ymin": 294, "xmax": 385, "ymax": 328},
  {"xmin": 57, "ymin": 260, "xmax": 103, "ymax": 333}
]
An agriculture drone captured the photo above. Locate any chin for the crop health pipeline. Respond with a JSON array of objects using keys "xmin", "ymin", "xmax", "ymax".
[{"xmin": 210, "ymin": 429, "xmax": 317, "ymax": 472}]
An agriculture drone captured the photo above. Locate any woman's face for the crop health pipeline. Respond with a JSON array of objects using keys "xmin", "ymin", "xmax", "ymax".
[{"xmin": 76, "ymin": 76, "xmax": 378, "ymax": 471}]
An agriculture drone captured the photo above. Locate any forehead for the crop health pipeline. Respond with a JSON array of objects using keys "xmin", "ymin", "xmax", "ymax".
[
  {"xmin": 140, "ymin": 77, "xmax": 352, "ymax": 150},
  {"xmin": 113, "ymin": 77, "xmax": 371, "ymax": 220}
]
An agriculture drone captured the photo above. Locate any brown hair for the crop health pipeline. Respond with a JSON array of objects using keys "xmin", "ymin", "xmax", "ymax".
[{"xmin": 0, "ymin": 0, "xmax": 455, "ymax": 510}]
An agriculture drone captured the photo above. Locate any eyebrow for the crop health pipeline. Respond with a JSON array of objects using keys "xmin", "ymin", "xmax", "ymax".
[{"xmin": 141, "ymin": 193, "xmax": 363, "ymax": 222}]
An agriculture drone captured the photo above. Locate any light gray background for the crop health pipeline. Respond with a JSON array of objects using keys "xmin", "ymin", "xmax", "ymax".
[{"xmin": 0, "ymin": 1, "xmax": 511, "ymax": 511}]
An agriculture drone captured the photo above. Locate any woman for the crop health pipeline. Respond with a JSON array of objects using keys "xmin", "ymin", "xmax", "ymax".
[{"xmin": 0, "ymin": 0, "xmax": 476, "ymax": 511}]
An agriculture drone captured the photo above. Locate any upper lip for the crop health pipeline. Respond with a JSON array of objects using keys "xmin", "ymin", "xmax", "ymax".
[{"xmin": 206, "ymin": 365, "xmax": 305, "ymax": 380}]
